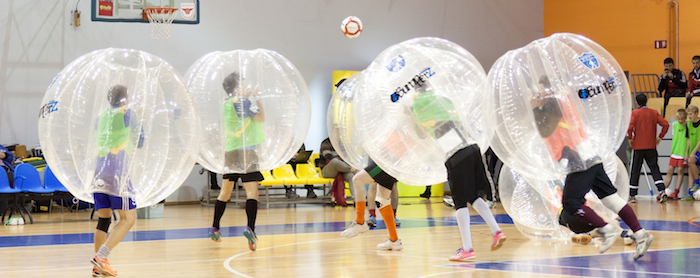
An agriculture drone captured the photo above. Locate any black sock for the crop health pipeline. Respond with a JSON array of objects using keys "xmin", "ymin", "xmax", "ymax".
[
  {"xmin": 246, "ymin": 199, "xmax": 258, "ymax": 232},
  {"xmin": 213, "ymin": 200, "xmax": 227, "ymax": 230},
  {"xmin": 630, "ymin": 188, "xmax": 638, "ymax": 197}
]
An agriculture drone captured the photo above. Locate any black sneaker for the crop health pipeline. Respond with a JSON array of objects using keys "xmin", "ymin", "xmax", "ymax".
[
  {"xmin": 286, "ymin": 189, "xmax": 299, "ymax": 199},
  {"xmin": 307, "ymin": 190, "xmax": 317, "ymax": 198}
]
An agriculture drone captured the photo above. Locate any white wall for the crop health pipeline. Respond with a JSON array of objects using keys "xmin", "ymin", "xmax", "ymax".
[{"xmin": 0, "ymin": 0, "xmax": 544, "ymax": 201}]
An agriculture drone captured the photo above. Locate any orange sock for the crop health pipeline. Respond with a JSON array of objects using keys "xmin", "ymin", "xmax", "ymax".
[
  {"xmin": 379, "ymin": 205, "xmax": 398, "ymax": 241},
  {"xmin": 355, "ymin": 201, "xmax": 366, "ymax": 224}
]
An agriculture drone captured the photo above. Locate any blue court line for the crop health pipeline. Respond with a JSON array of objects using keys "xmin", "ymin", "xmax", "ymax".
[
  {"xmin": 0, "ymin": 214, "xmax": 697, "ymax": 248},
  {"xmin": 444, "ymin": 247, "xmax": 700, "ymax": 278}
]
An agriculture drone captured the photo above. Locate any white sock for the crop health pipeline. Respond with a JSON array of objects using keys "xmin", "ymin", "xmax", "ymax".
[
  {"xmin": 97, "ymin": 245, "xmax": 111, "ymax": 259},
  {"xmin": 472, "ymin": 198, "xmax": 501, "ymax": 235},
  {"xmin": 456, "ymin": 207, "xmax": 473, "ymax": 251}
]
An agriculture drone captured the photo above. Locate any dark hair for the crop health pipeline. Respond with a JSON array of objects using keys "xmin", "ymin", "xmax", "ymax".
[
  {"xmin": 693, "ymin": 55, "xmax": 700, "ymax": 61},
  {"xmin": 539, "ymin": 75, "xmax": 552, "ymax": 89},
  {"xmin": 222, "ymin": 72, "xmax": 240, "ymax": 96},
  {"xmin": 108, "ymin": 85, "xmax": 128, "ymax": 106},
  {"xmin": 664, "ymin": 57, "xmax": 674, "ymax": 65},
  {"xmin": 334, "ymin": 78, "xmax": 347, "ymax": 88},
  {"xmin": 635, "ymin": 93, "xmax": 648, "ymax": 106}
]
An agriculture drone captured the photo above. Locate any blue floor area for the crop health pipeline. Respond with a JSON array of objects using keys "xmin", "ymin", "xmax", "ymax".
[
  {"xmin": 445, "ymin": 247, "xmax": 700, "ymax": 278},
  {"xmin": 0, "ymin": 215, "xmax": 697, "ymax": 249}
]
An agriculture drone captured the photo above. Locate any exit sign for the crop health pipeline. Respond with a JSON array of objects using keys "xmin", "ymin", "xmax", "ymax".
[{"xmin": 655, "ymin": 40, "xmax": 667, "ymax": 49}]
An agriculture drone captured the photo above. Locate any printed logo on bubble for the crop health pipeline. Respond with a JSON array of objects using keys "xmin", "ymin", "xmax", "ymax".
[
  {"xmin": 391, "ymin": 67, "xmax": 435, "ymax": 102},
  {"xmin": 38, "ymin": 100, "xmax": 59, "ymax": 119},
  {"xmin": 578, "ymin": 77, "xmax": 618, "ymax": 101},
  {"xmin": 578, "ymin": 53, "xmax": 600, "ymax": 70},
  {"xmin": 386, "ymin": 55, "xmax": 405, "ymax": 72}
]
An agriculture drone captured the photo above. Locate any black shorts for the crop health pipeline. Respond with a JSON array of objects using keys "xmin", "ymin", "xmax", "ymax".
[
  {"xmin": 225, "ymin": 148, "xmax": 259, "ymax": 172},
  {"xmin": 562, "ymin": 163, "xmax": 617, "ymax": 213},
  {"xmin": 222, "ymin": 172, "xmax": 264, "ymax": 182},
  {"xmin": 446, "ymin": 144, "xmax": 487, "ymax": 208},
  {"xmin": 559, "ymin": 209, "xmax": 595, "ymax": 234},
  {"xmin": 364, "ymin": 160, "xmax": 397, "ymax": 190}
]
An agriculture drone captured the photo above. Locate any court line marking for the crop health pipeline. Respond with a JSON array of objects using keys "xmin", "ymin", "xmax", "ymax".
[
  {"xmin": 222, "ymin": 228, "xmax": 469, "ymax": 277},
  {"xmin": 499, "ymin": 261, "xmax": 700, "ymax": 278},
  {"xmin": 689, "ymin": 216, "xmax": 700, "ymax": 228}
]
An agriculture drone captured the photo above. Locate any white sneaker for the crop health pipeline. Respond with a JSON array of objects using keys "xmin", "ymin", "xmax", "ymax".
[
  {"xmin": 16, "ymin": 217, "xmax": 24, "ymax": 225},
  {"xmin": 597, "ymin": 224, "xmax": 618, "ymax": 253},
  {"xmin": 443, "ymin": 197, "xmax": 455, "ymax": 207},
  {"xmin": 485, "ymin": 200, "xmax": 496, "ymax": 209},
  {"xmin": 633, "ymin": 230, "xmax": 654, "ymax": 260},
  {"xmin": 377, "ymin": 238, "xmax": 403, "ymax": 251},
  {"xmin": 340, "ymin": 222, "xmax": 369, "ymax": 238}
]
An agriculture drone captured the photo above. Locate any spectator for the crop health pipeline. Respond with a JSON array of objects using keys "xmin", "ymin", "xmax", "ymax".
[
  {"xmin": 627, "ymin": 94, "xmax": 669, "ymax": 203},
  {"xmin": 285, "ymin": 144, "xmax": 316, "ymax": 198},
  {"xmin": 319, "ymin": 137, "xmax": 355, "ymax": 197},
  {"xmin": 659, "ymin": 57, "xmax": 687, "ymax": 116},
  {"xmin": 686, "ymin": 55, "xmax": 700, "ymax": 105},
  {"xmin": 0, "ymin": 144, "xmax": 15, "ymax": 187}
]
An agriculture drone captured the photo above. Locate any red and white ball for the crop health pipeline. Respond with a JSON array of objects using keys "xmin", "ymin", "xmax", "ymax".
[{"xmin": 341, "ymin": 16, "xmax": 363, "ymax": 39}]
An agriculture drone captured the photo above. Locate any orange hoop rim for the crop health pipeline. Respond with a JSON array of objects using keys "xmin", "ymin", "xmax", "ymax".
[{"xmin": 142, "ymin": 7, "xmax": 178, "ymax": 21}]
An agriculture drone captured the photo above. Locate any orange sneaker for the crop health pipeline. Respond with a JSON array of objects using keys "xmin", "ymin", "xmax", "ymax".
[
  {"xmin": 91, "ymin": 255, "xmax": 117, "ymax": 276},
  {"xmin": 491, "ymin": 231, "xmax": 506, "ymax": 250},
  {"xmin": 92, "ymin": 267, "xmax": 106, "ymax": 277}
]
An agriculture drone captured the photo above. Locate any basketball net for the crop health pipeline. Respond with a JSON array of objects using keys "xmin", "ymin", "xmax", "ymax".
[{"xmin": 145, "ymin": 8, "xmax": 178, "ymax": 39}]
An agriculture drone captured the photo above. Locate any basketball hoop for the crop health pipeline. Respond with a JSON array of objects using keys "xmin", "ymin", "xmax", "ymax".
[{"xmin": 143, "ymin": 7, "xmax": 178, "ymax": 39}]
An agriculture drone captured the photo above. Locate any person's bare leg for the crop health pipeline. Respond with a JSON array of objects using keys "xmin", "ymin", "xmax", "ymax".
[
  {"xmin": 663, "ymin": 165, "xmax": 675, "ymax": 189},
  {"xmin": 94, "ymin": 208, "xmax": 112, "ymax": 252},
  {"xmin": 103, "ymin": 209, "xmax": 136, "ymax": 250},
  {"xmin": 217, "ymin": 179, "xmax": 235, "ymax": 202}
]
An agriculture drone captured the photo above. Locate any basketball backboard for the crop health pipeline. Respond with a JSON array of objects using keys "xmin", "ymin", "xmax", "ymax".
[{"xmin": 91, "ymin": 0, "xmax": 199, "ymax": 24}]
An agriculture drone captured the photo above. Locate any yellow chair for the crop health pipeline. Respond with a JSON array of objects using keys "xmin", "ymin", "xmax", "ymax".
[
  {"xmin": 296, "ymin": 164, "xmax": 333, "ymax": 185},
  {"xmin": 272, "ymin": 164, "xmax": 307, "ymax": 186},
  {"xmin": 666, "ymin": 97, "xmax": 686, "ymax": 121},
  {"xmin": 690, "ymin": 97, "xmax": 700, "ymax": 109},
  {"xmin": 646, "ymin": 97, "xmax": 664, "ymax": 116},
  {"xmin": 260, "ymin": 170, "xmax": 283, "ymax": 186}
]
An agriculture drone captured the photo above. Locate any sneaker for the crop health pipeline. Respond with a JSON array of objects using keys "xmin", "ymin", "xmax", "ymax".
[
  {"xmin": 420, "ymin": 190, "xmax": 431, "ymax": 199},
  {"xmin": 597, "ymin": 224, "xmax": 618, "ymax": 254},
  {"xmin": 90, "ymin": 255, "xmax": 117, "ymax": 277},
  {"xmin": 633, "ymin": 230, "xmax": 654, "ymax": 260},
  {"xmin": 209, "ymin": 227, "xmax": 221, "ymax": 242},
  {"xmin": 243, "ymin": 227, "xmax": 258, "ymax": 251},
  {"xmin": 449, "ymin": 248, "xmax": 475, "ymax": 261},
  {"xmin": 628, "ymin": 196, "xmax": 636, "ymax": 203},
  {"xmin": 658, "ymin": 192, "xmax": 669, "ymax": 203},
  {"xmin": 366, "ymin": 216, "xmax": 377, "ymax": 228},
  {"xmin": 394, "ymin": 217, "xmax": 401, "ymax": 227},
  {"xmin": 691, "ymin": 184, "xmax": 700, "ymax": 192},
  {"xmin": 571, "ymin": 234, "xmax": 593, "ymax": 245},
  {"xmin": 306, "ymin": 190, "xmax": 317, "ymax": 198},
  {"xmin": 92, "ymin": 267, "xmax": 106, "ymax": 277},
  {"xmin": 485, "ymin": 200, "xmax": 497, "ymax": 209},
  {"xmin": 285, "ymin": 189, "xmax": 299, "ymax": 199},
  {"xmin": 443, "ymin": 196, "xmax": 455, "ymax": 207},
  {"xmin": 669, "ymin": 191, "xmax": 679, "ymax": 199},
  {"xmin": 17, "ymin": 217, "xmax": 24, "ymax": 225},
  {"xmin": 491, "ymin": 231, "xmax": 506, "ymax": 250},
  {"xmin": 681, "ymin": 195, "xmax": 695, "ymax": 201},
  {"xmin": 4, "ymin": 217, "xmax": 16, "ymax": 226},
  {"xmin": 377, "ymin": 238, "xmax": 403, "ymax": 251},
  {"xmin": 621, "ymin": 230, "xmax": 635, "ymax": 246},
  {"xmin": 340, "ymin": 221, "xmax": 369, "ymax": 238}
]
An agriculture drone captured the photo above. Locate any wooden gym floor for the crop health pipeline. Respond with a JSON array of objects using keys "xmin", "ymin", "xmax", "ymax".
[{"xmin": 0, "ymin": 197, "xmax": 699, "ymax": 277}]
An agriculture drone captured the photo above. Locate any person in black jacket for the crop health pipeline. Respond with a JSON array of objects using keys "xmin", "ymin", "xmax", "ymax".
[{"xmin": 659, "ymin": 57, "xmax": 688, "ymax": 116}]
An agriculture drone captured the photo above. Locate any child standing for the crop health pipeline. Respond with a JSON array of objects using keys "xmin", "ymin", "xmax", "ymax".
[
  {"xmin": 627, "ymin": 94, "xmax": 669, "ymax": 203},
  {"xmin": 663, "ymin": 109, "xmax": 688, "ymax": 199},
  {"xmin": 683, "ymin": 105, "xmax": 700, "ymax": 200}
]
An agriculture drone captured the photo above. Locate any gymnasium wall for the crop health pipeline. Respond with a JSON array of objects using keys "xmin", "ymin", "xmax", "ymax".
[
  {"xmin": 544, "ymin": 0, "xmax": 700, "ymax": 76},
  {"xmin": 0, "ymin": 0, "xmax": 543, "ymax": 201}
]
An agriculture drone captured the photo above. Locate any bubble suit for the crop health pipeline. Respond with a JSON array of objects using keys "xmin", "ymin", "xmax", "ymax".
[
  {"xmin": 184, "ymin": 49, "xmax": 310, "ymax": 173},
  {"xmin": 499, "ymin": 156, "xmax": 628, "ymax": 241},
  {"xmin": 354, "ymin": 37, "xmax": 490, "ymax": 185},
  {"xmin": 486, "ymin": 33, "xmax": 631, "ymax": 181},
  {"xmin": 38, "ymin": 48, "xmax": 200, "ymax": 208},
  {"xmin": 327, "ymin": 72, "xmax": 369, "ymax": 169}
]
